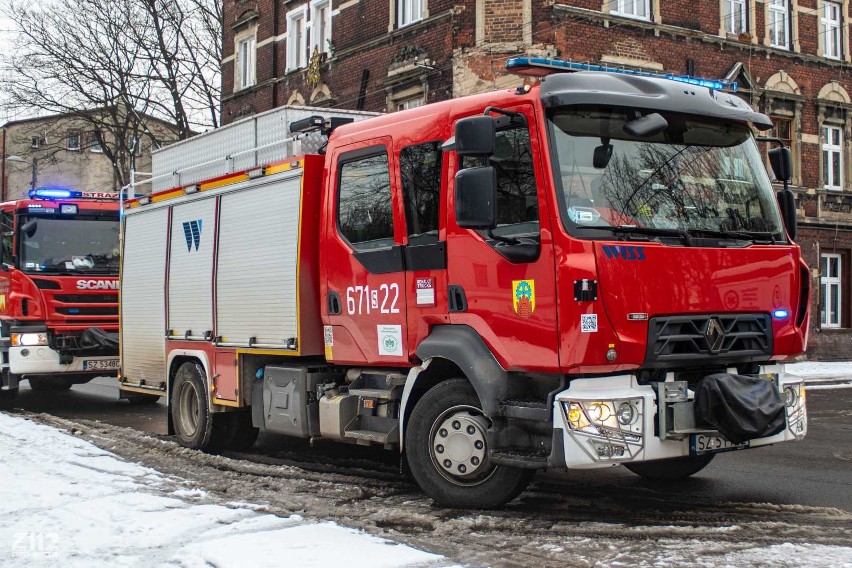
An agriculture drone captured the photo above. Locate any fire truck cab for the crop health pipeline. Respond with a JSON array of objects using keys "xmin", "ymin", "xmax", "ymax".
[
  {"xmin": 120, "ymin": 61, "xmax": 810, "ymax": 508},
  {"xmin": 0, "ymin": 188, "xmax": 121, "ymax": 407}
]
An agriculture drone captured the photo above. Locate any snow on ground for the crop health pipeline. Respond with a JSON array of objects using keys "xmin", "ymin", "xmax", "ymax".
[{"xmin": 0, "ymin": 412, "xmax": 453, "ymax": 568}]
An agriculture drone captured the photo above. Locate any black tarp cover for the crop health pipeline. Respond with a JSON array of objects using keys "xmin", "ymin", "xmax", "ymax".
[{"xmin": 694, "ymin": 373, "xmax": 786, "ymax": 444}]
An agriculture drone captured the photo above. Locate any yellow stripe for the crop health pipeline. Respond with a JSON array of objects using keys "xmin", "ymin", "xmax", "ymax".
[
  {"xmin": 200, "ymin": 173, "xmax": 250, "ymax": 191},
  {"xmin": 266, "ymin": 159, "xmax": 303, "ymax": 176},
  {"xmin": 234, "ymin": 348, "xmax": 300, "ymax": 356},
  {"xmin": 212, "ymin": 396, "xmax": 241, "ymax": 407},
  {"xmin": 151, "ymin": 189, "xmax": 185, "ymax": 203}
]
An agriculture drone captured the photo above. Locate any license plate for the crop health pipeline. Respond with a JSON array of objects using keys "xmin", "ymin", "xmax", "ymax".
[
  {"xmin": 690, "ymin": 434, "xmax": 749, "ymax": 455},
  {"xmin": 83, "ymin": 359, "xmax": 119, "ymax": 370}
]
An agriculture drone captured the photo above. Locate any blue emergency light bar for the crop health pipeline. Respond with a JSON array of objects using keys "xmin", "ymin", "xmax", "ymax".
[
  {"xmin": 505, "ymin": 57, "xmax": 737, "ymax": 92},
  {"xmin": 28, "ymin": 187, "xmax": 119, "ymax": 200}
]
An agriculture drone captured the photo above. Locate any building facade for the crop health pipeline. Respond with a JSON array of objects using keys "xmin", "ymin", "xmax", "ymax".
[
  {"xmin": 1, "ymin": 112, "xmax": 181, "ymax": 201},
  {"xmin": 221, "ymin": 0, "xmax": 852, "ymax": 359}
]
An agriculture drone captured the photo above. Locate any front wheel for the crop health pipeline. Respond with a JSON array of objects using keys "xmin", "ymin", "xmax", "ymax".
[
  {"xmin": 405, "ymin": 378, "xmax": 533, "ymax": 508},
  {"xmin": 623, "ymin": 454, "xmax": 715, "ymax": 480},
  {"xmin": 0, "ymin": 388, "xmax": 18, "ymax": 410},
  {"xmin": 170, "ymin": 362, "xmax": 228, "ymax": 451},
  {"xmin": 29, "ymin": 377, "xmax": 73, "ymax": 391}
]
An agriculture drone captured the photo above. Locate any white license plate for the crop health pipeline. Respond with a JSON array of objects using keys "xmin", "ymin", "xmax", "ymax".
[
  {"xmin": 82, "ymin": 359, "xmax": 119, "ymax": 370},
  {"xmin": 690, "ymin": 434, "xmax": 749, "ymax": 455}
]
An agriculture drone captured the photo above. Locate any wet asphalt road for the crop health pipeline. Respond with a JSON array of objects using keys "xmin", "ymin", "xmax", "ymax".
[{"xmin": 11, "ymin": 376, "xmax": 852, "ymax": 511}]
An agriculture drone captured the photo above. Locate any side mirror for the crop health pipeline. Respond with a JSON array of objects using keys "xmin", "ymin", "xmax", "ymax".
[
  {"xmin": 768, "ymin": 147, "xmax": 792, "ymax": 182},
  {"xmin": 776, "ymin": 189, "xmax": 797, "ymax": 241},
  {"xmin": 455, "ymin": 166, "xmax": 497, "ymax": 229},
  {"xmin": 455, "ymin": 116, "xmax": 496, "ymax": 157},
  {"xmin": 20, "ymin": 219, "xmax": 37, "ymax": 238},
  {"xmin": 623, "ymin": 112, "xmax": 668, "ymax": 138}
]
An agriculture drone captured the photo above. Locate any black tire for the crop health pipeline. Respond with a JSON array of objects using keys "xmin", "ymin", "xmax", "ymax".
[
  {"xmin": 29, "ymin": 377, "xmax": 73, "ymax": 391},
  {"xmin": 623, "ymin": 454, "xmax": 715, "ymax": 480},
  {"xmin": 126, "ymin": 394, "xmax": 162, "ymax": 406},
  {"xmin": 222, "ymin": 411, "xmax": 259, "ymax": 451},
  {"xmin": 170, "ymin": 362, "xmax": 228, "ymax": 451},
  {"xmin": 405, "ymin": 378, "xmax": 534, "ymax": 509},
  {"xmin": 0, "ymin": 388, "xmax": 18, "ymax": 410}
]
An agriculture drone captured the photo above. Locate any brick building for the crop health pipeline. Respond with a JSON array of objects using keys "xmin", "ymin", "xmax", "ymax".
[{"xmin": 221, "ymin": 0, "xmax": 852, "ymax": 358}]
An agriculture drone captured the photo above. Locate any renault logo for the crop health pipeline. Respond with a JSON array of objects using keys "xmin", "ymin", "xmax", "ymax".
[{"xmin": 704, "ymin": 317, "xmax": 726, "ymax": 353}]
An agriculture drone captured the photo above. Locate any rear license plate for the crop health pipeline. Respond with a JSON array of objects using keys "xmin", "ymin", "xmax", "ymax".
[
  {"xmin": 83, "ymin": 359, "xmax": 119, "ymax": 370},
  {"xmin": 690, "ymin": 434, "xmax": 749, "ymax": 455}
]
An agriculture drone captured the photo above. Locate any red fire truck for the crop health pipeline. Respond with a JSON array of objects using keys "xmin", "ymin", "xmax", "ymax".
[
  {"xmin": 0, "ymin": 188, "xmax": 121, "ymax": 407},
  {"xmin": 120, "ymin": 60, "xmax": 809, "ymax": 507}
]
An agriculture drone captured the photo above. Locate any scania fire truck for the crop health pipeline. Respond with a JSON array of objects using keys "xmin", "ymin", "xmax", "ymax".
[
  {"xmin": 0, "ymin": 188, "xmax": 121, "ymax": 407},
  {"xmin": 119, "ymin": 60, "xmax": 809, "ymax": 507}
]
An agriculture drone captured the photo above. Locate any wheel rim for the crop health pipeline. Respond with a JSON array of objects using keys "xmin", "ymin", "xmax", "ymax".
[
  {"xmin": 177, "ymin": 380, "xmax": 200, "ymax": 438},
  {"xmin": 429, "ymin": 404, "xmax": 496, "ymax": 486}
]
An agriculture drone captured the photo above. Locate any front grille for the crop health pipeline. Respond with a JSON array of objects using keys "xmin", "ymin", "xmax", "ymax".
[
  {"xmin": 645, "ymin": 313, "xmax": 772, "ymax": 367},
  {"xmin": 56, "ymin": 306, "xmax": 118, "ymax": 316},
  {"xmin": 55, "ymin": 294, "xmax": 117, "ymax": 304}
]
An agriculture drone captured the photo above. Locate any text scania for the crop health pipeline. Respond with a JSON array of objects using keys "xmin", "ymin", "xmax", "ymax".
[{"xmin": 76, "ymin": 280, "xmax": 119, "ymax": 290}]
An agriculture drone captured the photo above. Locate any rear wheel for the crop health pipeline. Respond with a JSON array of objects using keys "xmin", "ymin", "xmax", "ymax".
[
  {"xmin": 0, "ymin": 388, "xmax": 18, "ymax": 410},
  {"xmin": 171, "ymin": 362, "xmax": 228, "ymax": 451},
  {"xmin": 222, "ymin": 411, "xmax": 259, "ymax": 451},
  {"xmin": 126, "ymin": 394, "xmax": 162, "ymax": 406},
  {"xmin": 623, "ymin": 454, "xmax": 715, "ymax": 480},
  {"xmin": 405, "ymin": 378, "xmax": 534, "ymax": 508},
  {"xmin": 29, "ymin": 377, "xmax": 73, "ymax": 391}
]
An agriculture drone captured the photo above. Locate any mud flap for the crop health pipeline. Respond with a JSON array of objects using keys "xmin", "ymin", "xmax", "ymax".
[{"xmin": 694, "ymin": 373, "xmax": 785, "ymax": 444}]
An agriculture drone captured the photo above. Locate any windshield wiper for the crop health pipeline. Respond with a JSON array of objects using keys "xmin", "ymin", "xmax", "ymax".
[
  {"xmin": 686, "ymin": 228, "xmax": 780, "ymax": 244},
  {"xmin": 574, "ymin": 225, "xmax": 693, "ymax": 246}
]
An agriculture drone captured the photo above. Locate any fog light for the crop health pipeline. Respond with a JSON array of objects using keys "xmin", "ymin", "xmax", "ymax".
[
  {"xmin": 617, "ymin": 402, "xmax": 636, "ymax": 425},
  {"xmin": 11, "ymin": 332, "xmax": 48, "ymax": 347},
  {"xmin": 606, "ymin": 349, "xmax": 617, "ymax": 362}
]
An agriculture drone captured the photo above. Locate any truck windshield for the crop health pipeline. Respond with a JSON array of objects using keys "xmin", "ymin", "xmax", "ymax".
[
  {"xmin": 548, "ymin": 107, "xmax": 786, "ymax": 244},
  {"xmin": 18, "ymin": 215, "xmax": 119, "ymax": 274}
]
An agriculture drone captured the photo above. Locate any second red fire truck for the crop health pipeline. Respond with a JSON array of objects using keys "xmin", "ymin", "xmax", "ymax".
[
  {"xmin": 0, "ymin": 188, "xmax": 121, "ymax": 407},
  {"xmin": 119, "ymin": 60, "xmax": 809, "ymax": 507}
]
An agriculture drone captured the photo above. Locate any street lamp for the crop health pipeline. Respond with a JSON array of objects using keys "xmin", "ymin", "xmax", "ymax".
[{"xmin": 6, "ymin": 155, "xmax": 38, "ymax": 193}]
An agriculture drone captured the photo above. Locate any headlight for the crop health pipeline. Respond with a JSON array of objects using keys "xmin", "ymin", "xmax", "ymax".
[
  {"xmin": 617, "ymin": 402, "xmax": 636, "ymax": 425},
  {"xmin": 784, "ymin": 385, "xmax": 798, "ymax": 408},
  {"xmin": 11, "ymin": 332, "xmax": 48, "ymax": 347}
]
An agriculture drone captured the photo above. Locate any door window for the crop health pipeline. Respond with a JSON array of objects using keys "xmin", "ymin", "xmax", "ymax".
[{"xmin": 338, "ymin": 152, "xmax": 395, "ymax": 251}]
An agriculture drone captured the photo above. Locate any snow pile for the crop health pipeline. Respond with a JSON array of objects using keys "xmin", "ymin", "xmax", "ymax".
[
  {"xmin": 0, "ymin": 413, "xmax": 451, "ymax": 567},
  {"xmin": 785, "ymin": 362, "xmax": 852, "ymax": 390}
]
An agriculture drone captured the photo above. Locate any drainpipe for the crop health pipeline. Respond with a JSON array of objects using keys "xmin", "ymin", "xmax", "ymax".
[{"xmin": 1, "ymin": 128, "xmax": 6, "ymax": 202}]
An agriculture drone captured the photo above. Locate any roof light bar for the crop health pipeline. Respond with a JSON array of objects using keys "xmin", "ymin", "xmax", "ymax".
[
  {"xmin": 505, "ymin": 57, "xmax": 737, "ymax": 92},
  {"xmin": 28, "ymin": 188, "xmax": 120, "ymax": 201}
]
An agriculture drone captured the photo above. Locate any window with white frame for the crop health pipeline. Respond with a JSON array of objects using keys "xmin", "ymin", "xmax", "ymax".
[
  {"xmin": 395, "ymin": 96, "xmax": 425, "ymax": 111},
  {"xmin": 821, "ymin": 1, "xmax": 842, "ymax": 60},
  {"xmin": 287, "ymin": 8, "xmax": 308, "ymax": 70},
  {"xmin": 310, "ymin": 0, "xmax": 332, "ymax": 55},
  {"xmin": 723, "ymin": 0, "xmax": 748, "ymax": 34},
  {"xmin": 611, "ymin": 0, "xmax": 650, "ymax": 20},
  {"xmin": 66, "ymin": 131, "xmax": 81, "ymax": 151},
  {"xmin": 398, "ymin": 0, "xmax": 423, "ymax": 27},
  {"xmin": 821, "ymin": 253, "xmax": 842, "ymax": 328},
  {"xmin": 823, "ymin": 125, "xmax": 843, "ymax": 190},
  {"xmin": 768, "ymin": 0, "xmax": 790, "ymax": 49},
  {"xmin": 90, "ymin": 131, "xmax": 104, "ymax": 153},
  {"xmin": 236, "ymin": 35, "xmax": 256, "ymax": 89}
]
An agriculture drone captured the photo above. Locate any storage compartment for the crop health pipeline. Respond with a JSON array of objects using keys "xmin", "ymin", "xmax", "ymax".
[{"xmin": 251, "ymin": 365, "xmax": 340, "ymax": 437}]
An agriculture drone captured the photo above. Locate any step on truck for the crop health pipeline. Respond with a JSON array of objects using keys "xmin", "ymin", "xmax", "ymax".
[
  {"xmin": 119, "ymin": 60, "xmax": 809, "ymax": 508},
  {"xmin": 0, "ymin": 188, "xmax": 122, "ymax": 408}
]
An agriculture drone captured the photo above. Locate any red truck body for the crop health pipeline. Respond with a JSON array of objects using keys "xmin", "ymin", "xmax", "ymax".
[
  {"xmin": 0, "ymin": 190, "xmax": 120, "ymax": 404},
  {"xmin": 120, "ymin": 63, "xmax": 810, "ymax": 507}
]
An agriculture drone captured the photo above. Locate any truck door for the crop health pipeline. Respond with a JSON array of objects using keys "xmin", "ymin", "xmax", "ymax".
[
  {"xmin": 322, "ymin": 139, "xmax": 410, "ymax": 365},
  {"xmin": 0, "ymin": 207, "xmax": 13, "ymax": 319},
  {"xmin": 446, "ymin": 105, "xmax": 560, "ymax": 371}
]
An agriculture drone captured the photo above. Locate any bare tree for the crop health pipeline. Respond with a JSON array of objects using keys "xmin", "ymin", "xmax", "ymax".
[{"xmin": 0, "ymin": 0, "xmax": 221, "ymax": 189}]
